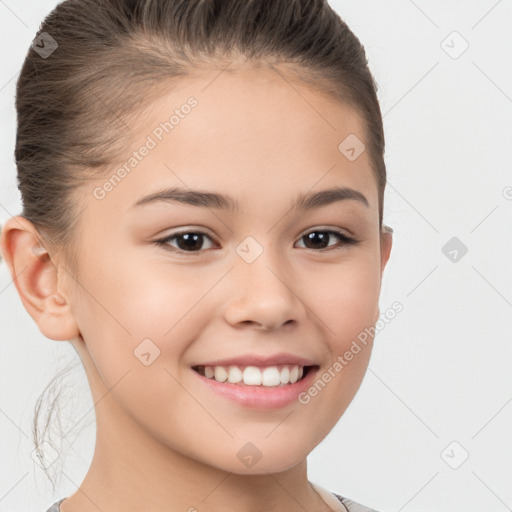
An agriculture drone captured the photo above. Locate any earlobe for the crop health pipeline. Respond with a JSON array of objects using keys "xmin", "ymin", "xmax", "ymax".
[{"xmin": 0, "ymin": 215, "xmax": 80, "ymax": 341}]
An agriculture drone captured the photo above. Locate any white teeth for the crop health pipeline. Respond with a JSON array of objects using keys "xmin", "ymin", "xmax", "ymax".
[
  {"xmin": 289, "ymin": 365, "xmax": 299, "ymax": 384},
  {"xmin": 261, "ymin": 367, "xmax": 281, "ymax": 386},
  {"xmin": 243, "ymin": 366, "xmax": 262, "ymax": 385},
  {"xmin": 227, "ymin": 365, "xmax": 243, "ymax": 383},
  {"xmin": 200, "ymin": 364, "xmax": 306, "ymax": 387},
  {"xmin": 214, "ymin": 366, "xmax": 228, "ymax": 382}
]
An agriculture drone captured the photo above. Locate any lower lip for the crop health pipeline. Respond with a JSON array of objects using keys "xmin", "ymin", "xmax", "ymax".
[{"xmin": 191, "ymin": 366, "xmax": 319, "ymax": 409}]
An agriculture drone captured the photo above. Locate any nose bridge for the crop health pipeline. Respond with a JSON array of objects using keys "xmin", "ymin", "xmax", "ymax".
[{"xmin": 223, "ymin": 235, "xmax": 305, "ymax": 329}]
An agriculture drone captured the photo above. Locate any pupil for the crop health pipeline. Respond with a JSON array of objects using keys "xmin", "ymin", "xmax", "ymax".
[
  {"xmin": 305, "ymin": 232, "xmax": 328, "ymax": 249},
  {"xmin": 178, "ymin": 233, "xmax": 202, "ymax": 251}
]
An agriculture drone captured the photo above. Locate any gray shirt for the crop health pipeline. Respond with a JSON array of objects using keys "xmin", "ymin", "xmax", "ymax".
[{"xmin": 44, "ymin": 493, "xmax": 380, "ymax": 511}]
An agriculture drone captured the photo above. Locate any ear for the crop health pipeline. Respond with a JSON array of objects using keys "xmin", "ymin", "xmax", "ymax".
[
  {"xmin": 372, "ymin": 224, "xmax": 393, "ymax": 325},
  {"xmin": 379, "ymin": 225, "xmax": 393, "ymax": 276},
  {"xmin": 0, "ymin": 215, "xmax": 80, "ymax": 341}
]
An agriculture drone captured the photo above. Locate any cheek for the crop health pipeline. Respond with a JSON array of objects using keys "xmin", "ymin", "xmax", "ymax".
[
  {"xmin": 70, "ymin": 252, "xmax": 204, "ymax": 429},
  {"xmin": 77, "ymin": 246, "xmax": 212, "ymax": 337},
  {"xmin": 296, "ymin": 252, "xmax": 381, "ymax": 423},
  {"xmin": 300, "ymin": 251, "xmax": 382, "ymax": 350},
  {"xmin": 72, "ymin": 249, "xmax": 220, "ymax": 387},
  {"xmin": 297, "ymin": 252, "xmax": 379, "ymax": 399}
]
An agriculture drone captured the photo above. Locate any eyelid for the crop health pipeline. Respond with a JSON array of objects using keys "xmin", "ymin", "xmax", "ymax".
[
  {"xmin": 294, "ymin": 228, "xmax": 358, "ymax": 249},
  {"xmin": 298, "ymin": 225, "xmax": 353, "ymax": 239},
  {"xmin": 155, "ymin": 228, "xmax": 220, "ymax": 245},
  {"xmin": 156, "ymin": 226, "xmax": 218, "ymax": 241},
  {"xmin": 157, "ymin": 226, "xmax": 351, "ymax": 241},
  {"xmin": 155, "ymin": 228, "xmax": 219, "ymax": 249},
  {"xmin": 153, "ymin": 225, "xmax": 359, "ymax": 254}
]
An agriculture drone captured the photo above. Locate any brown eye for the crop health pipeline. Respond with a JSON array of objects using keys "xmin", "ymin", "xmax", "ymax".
[
  {"xmin": 296, "ymin": 230, "xmax": 359, "ymax": 250},
  {"xmin": 154, "ymin": 231, "xmax": 217, "ymax": 253}
]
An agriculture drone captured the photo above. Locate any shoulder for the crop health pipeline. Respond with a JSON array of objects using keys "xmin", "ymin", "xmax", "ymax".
[
  {"xmin": 43, "ymin": 498, "xmax": 66, "ymax": 512},
  {"xmin": 311, "ymin": 482, "xmax": 381, "ymax": 512},
  {"xmin": 332, "ymin": 492, "xmax": 381, "ymax": 512},
  {"xmin": 43, "ymin": 493, "xmax": 382, "ymax": 512}
]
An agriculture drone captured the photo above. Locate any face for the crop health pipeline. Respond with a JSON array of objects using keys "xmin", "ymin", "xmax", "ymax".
[{"xmin": 63, "ymin": 62, "xmax": 391, "ymax": 475}]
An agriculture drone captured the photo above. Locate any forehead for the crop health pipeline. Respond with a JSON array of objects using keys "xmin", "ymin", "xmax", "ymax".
[{"xmin": 87, "ymin": 63, "xmax": 377, "ymax": 216}]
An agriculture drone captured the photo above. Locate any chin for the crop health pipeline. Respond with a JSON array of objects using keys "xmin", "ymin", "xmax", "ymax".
[
  {"xmin": 218, "ymin": 456, "xmax": 305, "ymax": 476},
  {"xmin": 198, "ymin": 437, "xmax": 311, "ymax": 476}
]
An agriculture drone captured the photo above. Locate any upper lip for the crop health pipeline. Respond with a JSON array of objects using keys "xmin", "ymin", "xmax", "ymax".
[{"xmin": 192, "ymin": 353, "xmax": 317, "ymax": 368}]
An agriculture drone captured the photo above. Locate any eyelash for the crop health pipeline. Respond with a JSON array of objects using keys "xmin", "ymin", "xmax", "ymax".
[{"xmin": 153, "ymin": 228, "xmax": 360, "ymax": 255}]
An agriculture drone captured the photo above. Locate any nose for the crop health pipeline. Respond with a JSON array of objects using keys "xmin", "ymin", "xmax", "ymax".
[{"xmin": 222, "ymin": 247, "xmax": 307, "ymax": 331}]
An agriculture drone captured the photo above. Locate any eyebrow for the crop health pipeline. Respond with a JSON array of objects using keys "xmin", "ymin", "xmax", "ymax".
[{"xmin": 131, "ymin": 186, "xmax": 369, "ymax": 212}]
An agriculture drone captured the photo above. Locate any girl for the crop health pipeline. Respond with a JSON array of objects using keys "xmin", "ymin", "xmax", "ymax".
[{"xmin": 0, "ymin": 0, "xmax": 393, "ymax": 511}]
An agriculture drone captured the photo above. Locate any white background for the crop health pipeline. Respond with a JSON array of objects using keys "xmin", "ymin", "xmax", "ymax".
[{"xmin": 1, "ymin": 1, "xmax": 511, "ymax": 511}]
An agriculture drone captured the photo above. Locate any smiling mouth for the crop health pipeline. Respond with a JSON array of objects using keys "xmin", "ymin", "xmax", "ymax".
[{"xmin": 191, "ymin": 364, "xmax": 316, "ymax": 387}]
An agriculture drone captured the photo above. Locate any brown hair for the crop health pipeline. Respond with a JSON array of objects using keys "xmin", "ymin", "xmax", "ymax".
[{"xmin": 15, "ymin": 0, "xmax": 387, "ymax": 489}]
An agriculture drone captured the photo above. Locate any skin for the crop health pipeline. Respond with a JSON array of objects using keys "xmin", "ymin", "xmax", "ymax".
[{"xmin": 1, "ymin": 61, "xmax": 392, "ymax": 512}]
